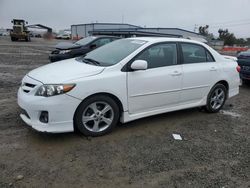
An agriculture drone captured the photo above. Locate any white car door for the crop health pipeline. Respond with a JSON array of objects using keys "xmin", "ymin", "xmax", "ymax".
[
  {"xmin": 180, "ymin": 43, "xmax": 219, "ymax": 104},
  {"xmin": 127, "ymin": 43, "xmax": 183, "ymax": 114}
]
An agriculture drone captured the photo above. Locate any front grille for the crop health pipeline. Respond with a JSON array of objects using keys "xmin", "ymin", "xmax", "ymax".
[
  {"xmin": 241, "ymin": 73, "xmax": 250, "ymax": 79},
  {"xmin": 21, "ymin": 82, "xmax": 37, "ymax": 93},
  {"xmin": 24, "ymin": 83, "xmax": 36, "ymax": 88},
  {"xmin": 242, "ymin": 66, "xmax": 250, "ymax": 72}
]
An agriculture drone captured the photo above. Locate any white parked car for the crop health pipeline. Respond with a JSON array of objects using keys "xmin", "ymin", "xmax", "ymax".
[
  {"xmin": 56, "ymin": 33, "xmax": 71, "ymax": 40},
  {"xmin": 18, "ymin": 38, "xmax": 240, "ymax": 136}
]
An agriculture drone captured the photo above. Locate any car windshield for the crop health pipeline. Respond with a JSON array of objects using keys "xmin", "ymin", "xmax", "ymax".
[
  {"xmin": 78, "ymin": 39, "xmax": 147, "ymax": 66},
  {"xmin": 75, "ymin": 36, "xmax": 97, "ymax": 45}
]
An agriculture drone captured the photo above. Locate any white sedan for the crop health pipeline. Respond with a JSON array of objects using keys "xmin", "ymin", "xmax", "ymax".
[{"xmin": 18, "ymin": 37, "xmax": 240, "ymax": 136}]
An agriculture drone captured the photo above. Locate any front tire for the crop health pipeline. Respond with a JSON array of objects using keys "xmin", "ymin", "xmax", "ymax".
[
  {"xmin": 74, "ymin": 95, "xmax": 120, "ymax": 136},
  {"xmin": 205, "ymin": 84, "xmax": 227, "ymax": 113},
  {"xmin": 25, "ymin": 36, "xmax": 31, "ymax": 42}
]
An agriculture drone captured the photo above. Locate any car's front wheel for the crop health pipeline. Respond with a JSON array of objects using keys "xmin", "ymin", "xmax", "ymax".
[
  {"xmin": 74, "ymin": 95, "xmax": 120, "ymax": 136},
  {"xmin": 206, "ymin": 83, "xmax": 227, "ymax": 113}
]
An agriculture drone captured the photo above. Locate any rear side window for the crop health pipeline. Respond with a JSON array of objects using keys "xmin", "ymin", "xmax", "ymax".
[{"xmin": 181, "ymin": 43, "xmax": 214, "ymax": 64}]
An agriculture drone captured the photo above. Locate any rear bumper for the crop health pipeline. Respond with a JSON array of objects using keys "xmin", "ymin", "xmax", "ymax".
[{"xmin": 228, "ymin": 87, "xmax": 239, "ymax": 98}]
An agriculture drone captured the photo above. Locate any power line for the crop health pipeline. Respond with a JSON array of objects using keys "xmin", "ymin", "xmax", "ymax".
[
  {"xmin": 204, "ymin": 18, "xmax": 250, "ymax": 25},
  {"xmin": 209, "ymin": 22, "xmax": 250, "ymax": 28},
  {"xmin": 186, "ymin": 18, "xmax": 250, "ymax": 28}
]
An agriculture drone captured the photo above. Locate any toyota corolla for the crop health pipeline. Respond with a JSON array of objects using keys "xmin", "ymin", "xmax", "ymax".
[{"xmin": 18, "ymin": 37, "xmax": 240, "ymax": 136}]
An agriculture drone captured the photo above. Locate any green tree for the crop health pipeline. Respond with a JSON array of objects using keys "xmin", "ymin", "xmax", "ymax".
[
  {"xmin": 199, "ymin": 25, "xmax": 209, "ymax": 36},
  {"xmin": 246, "ymin": 38, "xmax": 250, "ymax": 45},
  {"xmin": 218, "ymin": 29, "xmax": 236, "ymax": 46},
  {"xmin": 198, "ymin": 25, "xmax": 214, "ymax": 40},
  {"xmin": 235, "ymin": 38, "xmax": 247, "ymax": 46}
]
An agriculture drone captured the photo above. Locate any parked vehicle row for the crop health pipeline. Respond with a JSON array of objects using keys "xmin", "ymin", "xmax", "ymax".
[
  {"xmin": 18, "ymin": 37, "xmax": 240, "ymax": 136},
  {"xmin": 49, "ymin": 36, "xmax": 119, "ymax": 62}
]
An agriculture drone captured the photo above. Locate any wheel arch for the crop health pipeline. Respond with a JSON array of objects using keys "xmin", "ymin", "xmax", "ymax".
[
  {"xmin": 73, "ymin": 92, "xmax": 124, "ymax": 131},
  {"xmin": 214, "ymin": 80, "xmax": 229, "ymax": 98}
]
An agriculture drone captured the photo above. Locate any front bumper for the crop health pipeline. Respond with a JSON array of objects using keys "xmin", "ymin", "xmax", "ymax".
[
  {"xmin": 17, "ymin": 76, "xmax": 81, "ymax": 133},
  {"xmin": 240, "ymin": 72, "xmax": 250, "ymax": 80}
]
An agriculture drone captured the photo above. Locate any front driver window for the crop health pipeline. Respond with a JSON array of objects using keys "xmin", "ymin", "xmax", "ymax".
[{"xmin": 135, "ymin": 43, "xmax": 177, "ymax": 69}]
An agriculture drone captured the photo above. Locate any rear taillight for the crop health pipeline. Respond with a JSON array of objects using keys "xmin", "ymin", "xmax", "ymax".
[{"xmin": 236, "ymin": 65, "xmax": 241, "ymax": 72}]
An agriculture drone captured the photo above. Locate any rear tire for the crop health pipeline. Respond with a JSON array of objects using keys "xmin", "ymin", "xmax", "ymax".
[
  {"xmin": 74, "ymin": 95, "xmax": 120, "ymax": 136},
  {"xmin": 11, "ymin": 37, "xmax": 16, "ymax": 41},
  {"xmin": 205, "ymin": 84, "xmax": 227, "ymax": 113}
]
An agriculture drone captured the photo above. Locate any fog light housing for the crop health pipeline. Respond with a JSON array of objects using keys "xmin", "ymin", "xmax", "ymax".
[{"xmin": 40, "ymin": 111, "xmax": 49, "ymax": 123}]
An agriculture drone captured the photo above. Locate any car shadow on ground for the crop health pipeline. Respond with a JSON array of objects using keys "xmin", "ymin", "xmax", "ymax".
[
  {"xmin": 24, "ymin": 92, "xmax": 241, "ymax": 142},
  {"xmin": 24, "ymin": 107, "xmax": 202, "ymax": 143},
  {"xmin": 241, "ymin": 82, "xmax": 250, "ymax": 89}
]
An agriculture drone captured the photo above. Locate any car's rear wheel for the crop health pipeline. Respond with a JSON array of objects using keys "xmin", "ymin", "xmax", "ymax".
[
  {"xmin": 74, "ymin": 95, "xmax": 120, "ymax": 136},
  {"xmin": 206, "ymin": 84, "xmax": 227, "ymax": 113}
]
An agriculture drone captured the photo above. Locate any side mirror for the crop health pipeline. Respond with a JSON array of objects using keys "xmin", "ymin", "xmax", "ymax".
[{"xmin": 131, "ymin": 60, "xmax": 148, "ymax": 71}]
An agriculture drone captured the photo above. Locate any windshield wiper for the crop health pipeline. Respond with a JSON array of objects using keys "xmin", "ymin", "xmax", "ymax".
[{"xmin": 82, "ymin": 58, "xmax": 100, "ymax": 65}]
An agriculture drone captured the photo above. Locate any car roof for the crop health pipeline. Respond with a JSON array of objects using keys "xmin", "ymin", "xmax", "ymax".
[
  {"xmin": 128, "ymin": 37, "xmax": 205, "ymax": 45},
  {"xmin": 92, "ymin": 35, "xmax": 121, "ymax": 39}
]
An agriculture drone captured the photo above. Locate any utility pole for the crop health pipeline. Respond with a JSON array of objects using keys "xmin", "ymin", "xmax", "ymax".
[
  {"xmin": 194, "ymin": 24, "xmax": 198, "ymax": 33},
  {"xmin": 122, "ymin": 15, "xmax": 124, "ymax": 24}
]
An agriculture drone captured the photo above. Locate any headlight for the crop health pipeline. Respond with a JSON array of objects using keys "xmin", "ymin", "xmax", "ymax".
[
  {"xmin": 35, "ymin": 84, "xmax": 75, "ymax": 97},
  {"xmin": 59, "ymin": 50, "xmax": 71, "ymax": 54}
]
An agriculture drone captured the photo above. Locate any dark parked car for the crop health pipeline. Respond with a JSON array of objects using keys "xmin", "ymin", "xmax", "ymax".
[
  {"xmin": 237, "ymin": 49, "xmax": 250, "ymax": 83},
  {"xmin": 49, "ymin": 36, "xmax": 120, "ymax": 62}
]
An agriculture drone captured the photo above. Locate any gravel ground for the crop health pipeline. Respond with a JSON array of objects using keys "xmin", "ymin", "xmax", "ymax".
[{"xmin": 0, "ymin": 36, "xmax": 249, "ymax": 188}]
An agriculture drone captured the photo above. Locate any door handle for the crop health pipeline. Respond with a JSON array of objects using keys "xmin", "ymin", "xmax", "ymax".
[
  {"xmin": 210, "ymin": 67, "xmax": 217, "ymax": 71},
  {"xmin": 171, "ymin": 71, "xmax": 182, "ymax": 76}
]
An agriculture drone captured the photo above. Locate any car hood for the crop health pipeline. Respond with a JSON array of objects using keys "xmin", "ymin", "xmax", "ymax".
[
  {"xmin": 54, "ymin": 42, "xmax": 81, "ymax": 50},
  {"xmin": 28, "ymin": 58, "xmax": 105, "ymax": 84},
  {"xmin": 238, "ymin": 51, "xmax": 250, "ymax": 57}
]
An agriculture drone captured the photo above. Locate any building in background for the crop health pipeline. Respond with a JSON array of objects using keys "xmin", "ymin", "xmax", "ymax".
[
  {"xmin": 71, "ymin": 23, "xmax": 140, "ymax": 40},
  {"xmin": 209, "ymin": 40, "xmax": 224, "ymax": 51},
  {"xmin": 71, "ymin": 23, "xmax": 207, "ymax": 42}
]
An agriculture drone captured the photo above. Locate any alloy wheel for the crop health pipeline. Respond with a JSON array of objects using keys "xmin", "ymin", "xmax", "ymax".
[
  {"xmin": 210, "ymin": 88, "xmax": 225, "ymax": 110},
  {"xmin": 82, "ymin": 101, "xmax": 114, "ymax": 132}
]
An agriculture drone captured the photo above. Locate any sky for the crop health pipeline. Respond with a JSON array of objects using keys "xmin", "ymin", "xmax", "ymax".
[{"xmin": 0, "ymin": 0, "xmax": 250, "ymax": 38}]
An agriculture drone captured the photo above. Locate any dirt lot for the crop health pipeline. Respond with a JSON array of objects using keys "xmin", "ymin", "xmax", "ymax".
[{"xmin": 0, "ymin": 36, "xmax": 249, "ymax": 188}]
